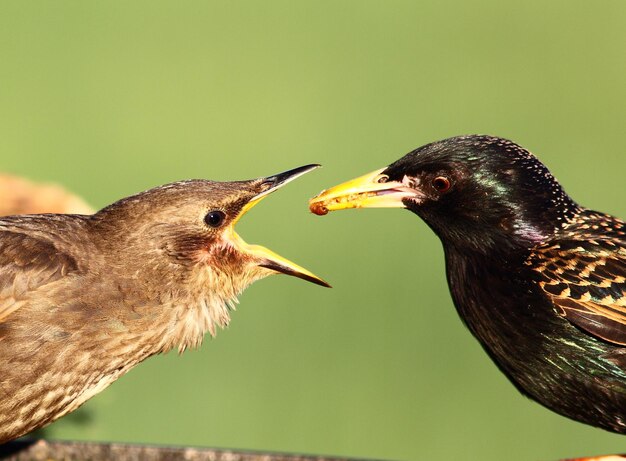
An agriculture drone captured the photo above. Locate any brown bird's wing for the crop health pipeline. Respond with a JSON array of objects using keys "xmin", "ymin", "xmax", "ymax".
[
  {"xmin": 529, "ymin": 216, "xmax": 626, "ymax": 346},
  {"xmin": 0, "ymin": 225, "xmax": 81, "ymax": 323}
]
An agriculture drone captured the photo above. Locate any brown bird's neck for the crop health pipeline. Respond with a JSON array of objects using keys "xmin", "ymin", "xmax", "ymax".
[
  {"xmin": 93, "ymin": 243, "xmax": 265, "ymax": 355},
  {"xmin": 85, "ymin": 211, "xmax": 271, "ymax": 354},
  {"xmin": 143, "ymin": 267, "xmax": 248, "ymax": 354}
]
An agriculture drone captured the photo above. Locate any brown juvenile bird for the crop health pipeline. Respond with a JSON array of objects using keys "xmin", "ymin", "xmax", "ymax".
[{"xmin": 0, "ymin": 165, "xmax": 328, "ymax": 443}]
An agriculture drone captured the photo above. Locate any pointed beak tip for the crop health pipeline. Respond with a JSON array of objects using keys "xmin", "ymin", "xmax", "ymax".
[
  {"xmin": 284, "ymin": 163, "xmax": 322, "ymax": 176},
  {"xmin": 260, "ymin": 163, "xmax": 323, "ymax": 196},
  {"xmin": 298, "ymin": 163, "xmax": 323, "ymax": 177},
  {"xmin": 304, "ymin": 274, "xmax": 332, "ymax": 288},
  {"xmin": 258, "ymin": 261, "xmax": 331, "ymax": 288},
  {"xmin": 301, "ymin": 275, "xmax": 332, "ymax": 288},
  {"xmin": 316, "ymin": 278, "xmax": 332, "ymax": 288}
]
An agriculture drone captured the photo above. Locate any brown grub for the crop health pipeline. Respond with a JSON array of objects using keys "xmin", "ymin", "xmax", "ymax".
[{"xmin": 309, "ymin": 201, "xmax": 329, "ymax": 216}]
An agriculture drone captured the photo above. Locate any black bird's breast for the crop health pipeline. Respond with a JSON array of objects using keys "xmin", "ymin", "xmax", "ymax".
[{"xmin": 444, "ymin": 246, "xmax": 626, "ymax": 433}]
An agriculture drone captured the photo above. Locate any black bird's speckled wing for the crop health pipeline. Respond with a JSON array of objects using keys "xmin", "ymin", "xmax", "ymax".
[
  {"xmin": 0, "ymin": 223, "xmax": 82, "ymax": 323},
  {"xmin": 529, "ymin": 212, "xmax": 626, "ymax": 345}
]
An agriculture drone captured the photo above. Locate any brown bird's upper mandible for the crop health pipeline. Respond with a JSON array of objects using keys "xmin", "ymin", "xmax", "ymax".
[{"xmin": 0, "ymin": 165, "xmax": 328, "ymax": 443}]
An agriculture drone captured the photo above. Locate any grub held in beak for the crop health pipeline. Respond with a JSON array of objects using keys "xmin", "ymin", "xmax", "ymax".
[
  {"xmin": 229, "ymin": 164, "xmax": 331, "ymax": 288},
  {"xmin": 309, "ymin": 168, "xmax": 422, "ymax": 215}
]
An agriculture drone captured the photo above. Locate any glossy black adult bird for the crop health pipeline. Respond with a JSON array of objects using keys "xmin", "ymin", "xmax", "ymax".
[
  {"xmin": 309, "ymin": 135, "xmax": 626, "ymax": 433},
  {"xmin": 0, "ymin": 165, "xmax": 329, "ymax": 443}
]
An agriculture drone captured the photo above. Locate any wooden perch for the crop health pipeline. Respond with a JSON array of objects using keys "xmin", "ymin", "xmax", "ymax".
[
  {"xmin": 0, "ymin": 440, "xmax": 384, "ymax": 461},
  {"xmin": 3, "ymin": 441, "xmax": 623, "ymax": 461}
]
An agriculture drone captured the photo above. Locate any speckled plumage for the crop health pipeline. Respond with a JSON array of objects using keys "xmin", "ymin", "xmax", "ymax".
[
  {"xmin": 310, "ymin": 135, "xmax": 626, "ymax": 433},
  {"xmin": 0, "ymin": 168, "xmax": 326, "ymax": 443}
]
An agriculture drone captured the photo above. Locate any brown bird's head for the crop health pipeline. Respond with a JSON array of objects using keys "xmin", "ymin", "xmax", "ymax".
[{"xmin": 89, "ymin": 165, "xmax": 328, "ymax": 346}]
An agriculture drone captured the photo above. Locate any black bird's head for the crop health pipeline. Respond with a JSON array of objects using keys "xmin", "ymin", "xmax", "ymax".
[{"xmin": 310, "ymin": 135, "xmax": 580, "ymax": 254}]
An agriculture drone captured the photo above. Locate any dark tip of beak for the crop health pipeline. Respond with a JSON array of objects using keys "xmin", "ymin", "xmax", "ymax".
[
  {"xmin": 263, "ymin": 164, "xmax": 321, "ymax": 190},
  {"xmin": 259, "ymin": 262, "xmax": 332, "ymax": 288}
]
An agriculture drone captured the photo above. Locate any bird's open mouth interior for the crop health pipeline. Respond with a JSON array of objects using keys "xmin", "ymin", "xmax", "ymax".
[{"xmin": 229, "ymin": 165, "xmax": 330, "ymax": 288}]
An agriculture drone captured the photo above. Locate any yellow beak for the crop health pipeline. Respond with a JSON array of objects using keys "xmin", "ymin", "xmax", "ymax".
[
  {"xmin": 232, "ymin": 165, "xmax": 331, "ymax": 288},
  {"xmin": 309, "ymin": 168, "xmax": 420, "ymax": 215}
]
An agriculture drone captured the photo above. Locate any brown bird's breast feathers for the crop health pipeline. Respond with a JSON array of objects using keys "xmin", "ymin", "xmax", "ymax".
[{"xmin": 0, "ymin": 214, "xmax": 237, "ymax": 441}]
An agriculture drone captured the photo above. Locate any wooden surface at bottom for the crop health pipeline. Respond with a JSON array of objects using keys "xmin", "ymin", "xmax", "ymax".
[
  {"xmin": 1, "ymin": 440, "xmax": 624, "ymax": 461},
  {"xmin": 0, "ymin": 440, "xmax": 383, "ymax": 461}
]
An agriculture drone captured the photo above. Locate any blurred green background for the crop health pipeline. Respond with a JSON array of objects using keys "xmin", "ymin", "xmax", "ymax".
[{"xmin": 1, "ymin": 1, "xmax": 625, "ymax": 460}]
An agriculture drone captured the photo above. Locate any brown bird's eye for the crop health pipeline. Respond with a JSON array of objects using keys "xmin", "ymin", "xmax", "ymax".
[
  {"xmin": 432, "ymin": 176, "xmax": 451, "ymax": 193},
  {"xmin": 204, "ymin": 210, "xmax": 226, "ymax": 228},
  {"xmin": 376, "ymin": 174, "xmax": 389, "ymax": 184}
]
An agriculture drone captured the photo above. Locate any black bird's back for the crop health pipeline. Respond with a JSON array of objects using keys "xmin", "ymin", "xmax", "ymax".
[{"xmin": 444, "ymin": 209, "xmax": 626, "ymax": 433}]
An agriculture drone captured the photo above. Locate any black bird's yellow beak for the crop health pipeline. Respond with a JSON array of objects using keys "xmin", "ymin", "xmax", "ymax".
[
  {"xmin": 229, "ymin": 165, "xmax": 331, "ymax": 288},
  {"xmin": 309, "ymin": 168, "xmax": 420, "ymax": 215}
]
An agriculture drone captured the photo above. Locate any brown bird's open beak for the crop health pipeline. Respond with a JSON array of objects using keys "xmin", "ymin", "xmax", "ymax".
[
  {"xmin": 308, "ymin": 168, "xmax": 421, "ymax": 215},
  {"xmin": 229, "ymin": 165, "xmax": 331, "ymax": 288}
]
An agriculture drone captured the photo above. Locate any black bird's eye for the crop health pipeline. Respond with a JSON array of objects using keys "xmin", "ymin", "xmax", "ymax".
[
  {"xmin": 432, "ymin": 176, "xmax": 451, "ymax": 193},
  {"xmin": 204, "ymin": 210, "xmax": 226, "ymax": 228}
]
